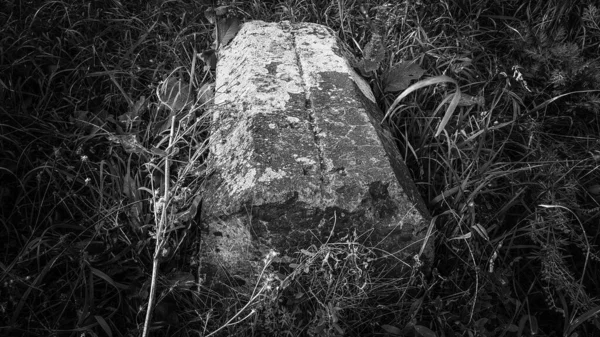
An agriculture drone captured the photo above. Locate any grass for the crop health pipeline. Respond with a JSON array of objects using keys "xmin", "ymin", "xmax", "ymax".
[{"xmin": 1, "ymin": 0, "xmax": 599, "ymax": 336}]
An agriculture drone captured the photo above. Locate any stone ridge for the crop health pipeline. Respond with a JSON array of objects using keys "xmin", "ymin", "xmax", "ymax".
[{"xmin": 200, "ymin": 20, "xmax": 432, "ymax": 286}]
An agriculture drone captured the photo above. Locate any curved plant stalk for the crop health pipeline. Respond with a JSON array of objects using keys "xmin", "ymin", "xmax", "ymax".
[
  {"xmin": 142, "ymin": 115, "xmax": 176, "ymax": 337},
  {"xmin": 382, "ymin": 75, "xmax": 461, "ymax": 137},
  {"xmin": 539, "ymin": 204, "xmax": 594, "ymax": 337}
]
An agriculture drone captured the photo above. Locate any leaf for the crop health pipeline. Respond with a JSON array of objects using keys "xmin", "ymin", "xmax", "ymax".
[
  {"xmin": 383, "ymin": 75, "xmax": 460, "ymax": 138},
  {"xmin": 174, "ymin": 195, "xmax": 203, "ymax": 224},
  {"xmin": 360, "ymin": 38, "xmax": 385, "ymax": 75},
  {"xmin": 167, "ymin": 271, "xmax": 195, "ymax": 289},
  {"xmin": 204, "ymin": 7, "xmax": 216, "ymax": 24},
  {"xmin": 300, "ymin": 249, "xmax": 314, "ymax": 257},
  {"xmin": 348, "ymin": 67, "xmax": 376, "ymax": 103},
  {"xmin": 90, "ymin": 267, "xmax": 129, "ymax": 290},
  {"xmin": 118, "ymin": 95, "xmax": 146, "ymax": 125},
  {"xmin": 529, "ymin": 316, "xmax": 538, "ymax": 334},
  {"xmin": 357, "ymin": 58, "xmax": 380, "ymax": 76},
  {"xmin": 414, "ymin": 325, "xmax": 437, "ymax": 337},
  {"xmin": 204, "ymin": 5, "xmax": 229, "ymax": 24},
  {"xmin": 123, "ymin": 172, "xmax": 138, "ymax": 200},
  {"xmin": 471, "ymin": 223, "xmax": 489, "ymax": 241},
  {"xmin": 475, "ymin": 318, "xmax": 489, "ymax": 329},
  {"xmin": 107, "ymin": 134, "xmax": 145, "ymax": 155},
  {"xmin": 215, "ymin": 16, "xmax": 241, "ymax": 48},
  {"xmin": 384, "ymin": 61, "xmax": 425, "ymax": 92},
  {"xmin": 443, "ymin": 92, "xmax": 485, "ymax": 106},
  {"xmin": 449, "ymin": 232, "xmax": 472, "ymax": 240},
  {"xmin": 131, "ymin": 95, "xmax": 146, "ymax": 116},
  {"xmin": 94, "ymin": 315, "xmax": 113, "ymax": 337},
  {"xmin": 150, "ymin": 146, "xmax": 167, "ymax": 156},
  {"xmin": 587, "ymin": 184, "xmax": 600, "ymax": 194},
  {"xmin": 565, "ymin": 307, "xmax": 600, "ymax": 336},
  {"xmin": 408, "ymin": 297, "xmax": 424, "ymax": 318},
  {"xmin": 360, "ymin": 7, "xmax": 386, "ymax": 74},
  {"xmin": 333, "ymin": 323, "xmax": 344, "ymax": 334},
  {"xmin": 157, "ymin": 77, "xmax": 191, "ymax": 112},
  {"xmin": 381, "ymin": 324, "xmax": 402, "ymax": 335},
  {"xmin": 129, "ymin": 201, "xmax": 143, "ymax": 230},
  {"xmin": 200, "ymin": 49, "xmax": 217, "ymax": 71},
  {"xmin": 214, "ymin": 5, "xmax": 229, "ymax": 16},
  {"xmin": 198, "ymin": 82, "xmax": 215, "ymax": 106}
]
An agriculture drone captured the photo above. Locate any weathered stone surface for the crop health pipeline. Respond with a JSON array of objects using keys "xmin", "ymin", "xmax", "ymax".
[{"xmin": 200, "ymin": 20, "xmax": 431, "ymax": 285}]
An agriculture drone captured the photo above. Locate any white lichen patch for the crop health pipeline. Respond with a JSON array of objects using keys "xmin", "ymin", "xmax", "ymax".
[
  {"xmin": 258, "ymin": 167, "xmax": 287, "ymax": 182},
  {"xmin": 209, "ymin": 112, "xmax": 257, "ymax": 198},
  {"xmin": 209, "ymin": 217, "xmax": 253, "ymax": 268},
  {"xmin": 214, "ymin": 21, "xmax": 304, "ymax": 115},
  {"xmin": 276, "ymin": 64, "xmax": 303, "ymax": 94},
  {"xmin": 231, "ymin": 167, "xmax": 257, "ymax": 196},
  {"xmin": 292, "ymin": 28, "xmax": 348, "ymax": 90},
  {"xmin": 323, "ymin": 157, "xmax": 334, "ymax": 172},
  {"xmin": 295, "ymin": 156, "xmax": 316, "ymax": 165},
  {"xmin": 286, "ymin": 116, "xmax": 301, "ymax": 124}
]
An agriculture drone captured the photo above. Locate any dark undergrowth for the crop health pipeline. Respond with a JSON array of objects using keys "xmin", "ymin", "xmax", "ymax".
[{"xmin": 1, "ymin": 0, "xmax": 599, "ymax": 336}]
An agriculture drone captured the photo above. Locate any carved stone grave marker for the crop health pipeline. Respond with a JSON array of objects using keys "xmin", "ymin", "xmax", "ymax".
[{"xmin": 200, "ymin": 20, "xmax": 432, "ymax": 286}]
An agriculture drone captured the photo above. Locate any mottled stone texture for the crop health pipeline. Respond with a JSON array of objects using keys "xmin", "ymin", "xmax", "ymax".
[{"xmin": 200, "ymin": 20, "xmax": 432, "ymax": 286}]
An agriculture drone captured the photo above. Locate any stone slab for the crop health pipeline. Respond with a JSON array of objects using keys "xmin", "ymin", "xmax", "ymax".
[{"xmin": 200, "ymin": 20, "xmax": 432, "ymax": 285}]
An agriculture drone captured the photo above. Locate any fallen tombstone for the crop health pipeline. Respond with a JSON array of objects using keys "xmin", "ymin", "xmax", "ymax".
[{"xmin": 200, "ymin": 20, "xmax": 432, "ymax": 287}]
